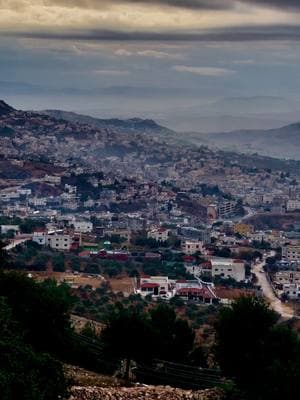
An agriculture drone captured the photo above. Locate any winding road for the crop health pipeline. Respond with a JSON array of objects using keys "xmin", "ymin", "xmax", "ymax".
[{"xmin": 253, "ymin": 257, "xmax": 295, "ymax": 319}]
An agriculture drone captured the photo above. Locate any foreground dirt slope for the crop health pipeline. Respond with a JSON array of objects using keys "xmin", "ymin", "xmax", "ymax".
[
  {"xmin": 68, "ymin": 385, "xmax": 224, "ymax": 400},
  {"xmin": 66, "ymin": 365, "xmax": 224, "ymax": 400}
]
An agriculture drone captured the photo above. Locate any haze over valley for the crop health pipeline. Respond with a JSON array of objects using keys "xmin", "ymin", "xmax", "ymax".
[{"xmin": 2, "ymin": 1, "xmax": 300, "ymax": 399}]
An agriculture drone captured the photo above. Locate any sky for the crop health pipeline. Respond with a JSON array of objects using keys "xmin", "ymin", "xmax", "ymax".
[{"xmin": 2, "ymin": 0, "xmax": 300, "ymax": 131}]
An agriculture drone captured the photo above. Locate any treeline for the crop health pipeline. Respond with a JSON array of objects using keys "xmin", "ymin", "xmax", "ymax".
[
  {"xmin": 0, "ymin": 272, "xmax": 71, "ymax": 399},
  {"xmin": 2, "ymin": 246, "xmax": 300, "ymax": 399}
]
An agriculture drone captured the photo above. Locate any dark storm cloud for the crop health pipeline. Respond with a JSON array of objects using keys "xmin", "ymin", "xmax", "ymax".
[
  {"xmin": 49, "ymin": 0, "xmax": 300, "ymax": 11},
  {"xmin": 46, "ymin": 0, "xmax": 234, "ymax": 10},
  {"xmin": 242, "ymin": 0, "xmax": 300, "ymax": 9},
  {"xmin": 123, "ymin": 0, "xmax": 233, "ymax": 9},
  {"xmin": 126, "ymin": 0, "xmax": 300, "ymax": 10},
  {"xmin": 5, "ymin": 25, "xmax": 300, "ymax": 42}
]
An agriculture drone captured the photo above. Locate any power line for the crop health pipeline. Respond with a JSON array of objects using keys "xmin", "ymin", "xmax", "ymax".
[{"xmin": 72, "ymin": 332, "xmax": 224, "ymax": 388}]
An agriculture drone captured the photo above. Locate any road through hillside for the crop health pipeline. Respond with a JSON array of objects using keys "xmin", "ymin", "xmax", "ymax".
[{"xmin": 253, "ymin": 259, "xmax": 295, "ymax": 319}]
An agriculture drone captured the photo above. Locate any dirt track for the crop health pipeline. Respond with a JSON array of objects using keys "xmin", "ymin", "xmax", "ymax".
[{"xmin": 253, "ymin": 258, "xmax": 295, "ymax": 319}]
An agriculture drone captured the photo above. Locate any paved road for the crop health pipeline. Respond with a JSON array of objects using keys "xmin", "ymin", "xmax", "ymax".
[
  {"xmin": 253, "ymin": 258, "xmax": 295, "ymax": 319},
  {"xmin": 241, "ymin": 206, "xmax": 255, "ymax": 221},
  {"xmin": 4, "ymin": 237, "xmax": 30, "ymax": 250}
]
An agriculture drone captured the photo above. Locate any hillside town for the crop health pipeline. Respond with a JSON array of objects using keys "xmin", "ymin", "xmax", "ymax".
[
  {"xmin": 1, "ymin": 103, "xmax": 300, "ymax": 314},
  {"xmin": 3, "ymin": 0, "xmax": 300, "ymax": 397}
]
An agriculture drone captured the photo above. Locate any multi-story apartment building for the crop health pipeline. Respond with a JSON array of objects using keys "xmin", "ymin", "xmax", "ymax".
[
  {"xmin": 46, "ymin": 233, "xmax": 72, "ymax": 251},
  {"xmin": 72, "ymin": 221, "xmax": 93, "ymax": 233},
  {"xmin": 218, "ymin": 201, "xmax": 236, "ymax": 218},
  {"xmin": 182, "ymin": 239, "xmax": 204, "ymax": 255},
  {"xmin": 147, "ymin": 227, "xmax": 170, "ymax": 242},
  {"xmin": 211, "ymin": 258, "xmax": 246, "ymax": 282},
  {"xmin": 282, "ymin": 245, "xmax": 300, "ymax": 263},
  {"xmin": 283, "ymin": 283, "xmax": 300, "ymax": 300},
  {"xmin": 33, "ymin": 229, "xmax": 72, "ymax": 250},
  {"xmin": 286, "ymin": 199, "xmax": 300, "ymax": 212},
  {"xmin": 180, "ymin": 226, "xmax": 211, "ymax": 244},
  {"xmin": 274, "ymin": 271, "xmax": 300, "ymax": 285}
]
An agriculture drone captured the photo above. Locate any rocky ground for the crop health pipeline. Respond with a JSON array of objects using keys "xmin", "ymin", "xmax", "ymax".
[
  {"xmin": 68, "ymin": 385, "xmax": 224, "ymax": 400},
  {"xmin": 66, "ymin": 365, "xmax": 224, "ymax": 400}
]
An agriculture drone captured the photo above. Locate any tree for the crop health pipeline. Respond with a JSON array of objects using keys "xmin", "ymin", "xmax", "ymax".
[
  {"xmin": 70, "ymin": 256, "xmax": 81, "ymax": 272},
  {"xmin": 19, "ymin": 219, "xmax": 46, "ymax": 234},
  {"xmin": 0, "ymin": 298, "xmax": 67, "ymax": 400},
  {"xmin": 214, "ymin": 296, "xmax": 300, "ymax": 400},
  {"xmin": 101, "ymin": 308, "xmax": 153, "ymax": 378},
  {"xmin": 150, "ymin": 304, "xmax": 194, "ymax": 363},
  {"xmin": 0, "ymin": 272, "xmax": 73, "ymax": 355},
  {"xmin": 32, "ymin": 253, "xmax": 48, "ymax": 271},
  {"xmin": 0, "ymin": 240, "xmax": 9, "ymax": 269},
  {"xmin": 100, "ymin": 303, "xmax": 195, "ymax": 377},
  {"xmin": 85, "ymin": 262, "xmax": 100, "ymax": 274},
  {"xmin": 52, "ymin": 253, "xmax": 65, "ymax": 272},
  {"xmin": 214, "ymin": 247, "xmax": 231, "ymax": 258}
]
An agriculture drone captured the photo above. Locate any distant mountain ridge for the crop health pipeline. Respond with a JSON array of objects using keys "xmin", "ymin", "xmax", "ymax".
[
  {"xmin": 40, "ymin": 110, "xmax": 174, "ymax": 137},
  {"xmin": 0, "ymin": 99, "xmax": 300, "ymax": 176},
  {"xmin": 38, "ymin": 107, "xmax": 300, "ymax": 160},
  {"xmin": 187, "ymin": 121, "xmax": 300, "ymax": 160},
  {"xmin": 0, "ymin": 100, "xmax": 15, "ymax": 116},
  {"xmin": 1, "ymin": 98, "xmax": 300, "ymax": 161}
]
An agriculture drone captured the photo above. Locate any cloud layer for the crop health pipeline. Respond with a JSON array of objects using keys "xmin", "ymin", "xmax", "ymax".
[
  {"xmin": 1, "ymin": 0, "xmax": 300, "ymax": 43},
  {"xmin": 5, "ymin": 25, "xmax": 300, "ymax": 42},
  {"xmin": 172, "ymin": 65, "xmax": 235, "ymax": 76}
]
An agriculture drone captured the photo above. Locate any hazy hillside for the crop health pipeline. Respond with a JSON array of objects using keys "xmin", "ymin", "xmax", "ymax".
[
  {"xmin": 162, "ymin": 96, "xmax": 300, "ymax": 132},
  {"xmin": 186, "ymin": 122, "xmax": 300, "ymax": 160},
  {"xmin": 40, "ymin": 109, "xmax": 174, "ymax": 137},
  {"xmin": 0, "ymin": 100, "xmax": 14, "ymax": 116},
  {"xmin": 39, "ymin": 108, "xmax": 300, "ymax": 160},
  {"xmin": 205, "ymin": 96, "xmax": 294, "ymax": 115}
]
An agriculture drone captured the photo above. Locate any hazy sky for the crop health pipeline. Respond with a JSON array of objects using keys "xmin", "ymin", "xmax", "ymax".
[{"xmin": 2, "ymin": 0, "xmax": 300, "ymax": 128}]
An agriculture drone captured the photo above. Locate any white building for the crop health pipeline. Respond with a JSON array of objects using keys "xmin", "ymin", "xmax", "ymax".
[
  {"xmin": 274, "ymin": 271, "xmax": 300, "ymax": 285},
  {"xmin": 44, "ymin": 175, "xmax": 62, "ymax": 185},
  {"xmin": 33, "ymin": 229, "xmax": 72, "ymax": 250},
  {"xmin": 72, "ymin": 221, "xmax": 93, "ymax": 233},
  {"xmin": 147, "ymin": 227, "xmax": 170, "ymax": 242},
  {"xmin": 211, "ymin": 258, "xmax": 246, "ymax": 282},
  {"xmin": 286, "ymin": 199, "xmax": 300, "ymax": 212},
  {"xmin": 17, "ymin": 188, "xmax": 32, "ymax": 196},
  {"xmin": 136, "ymin": 276, "xmax": 175, "ymax": 298},
  {"xmin": 32, "ymin": 230, "xmax": 47, "ymax": 245},
  {"xmin": 46, "ymin": 233, "xmax": 72, "ymax": 250},
  {"xmin": 283, "ymin": 283, "xmax": 300, "ymax": 300},
  {"xmin": 282, "ymin": 245, "xmax": 300, "ymax": 263},
  {"xmin": 29, "ymin": 198, "xmax": 47, "ymax": 207},
  {"xmin": 182, "ymin": 240, "xmax": 204, "ymax": 255}
]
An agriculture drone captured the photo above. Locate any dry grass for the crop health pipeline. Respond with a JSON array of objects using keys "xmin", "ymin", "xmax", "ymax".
[
  {"xmin": 29, "ymin": 271, "xmax": 105, "ymax": 289},
  {"xmin": 108, "ymin": 277, "xmax": 135, "ymax": 295}
]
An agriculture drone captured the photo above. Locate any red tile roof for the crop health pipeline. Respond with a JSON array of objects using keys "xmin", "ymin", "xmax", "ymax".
[
  {"xmin": 201, "ymin": 261, "xmax": 212, "ymax": 269},
  {"xmin": 177, "ymin": 287, "xmax": 214, "ymax": 298},
  {"xmin": 183, "ymin": 255, "xmax": 195, "ymax": 262},
  {"xmin": 141, "ymin": 283, "xmax": 160, "ymax": 289}
]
